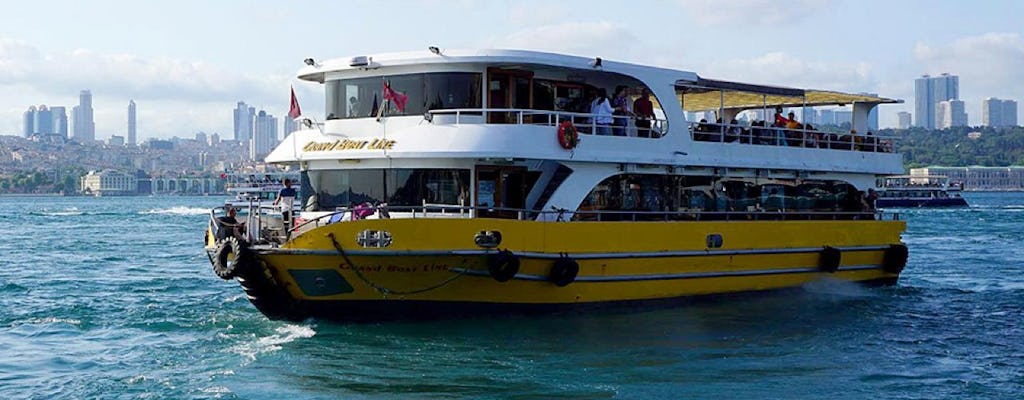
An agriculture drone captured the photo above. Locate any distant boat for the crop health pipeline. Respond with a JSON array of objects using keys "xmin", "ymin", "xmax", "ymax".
[{"xmin": 875, "ymin": 175, "xmax": 968, "ymax": 208}]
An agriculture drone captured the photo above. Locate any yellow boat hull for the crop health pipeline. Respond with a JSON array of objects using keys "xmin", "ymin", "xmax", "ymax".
[{"xmin": 208, "ymin": 218, "xmax": 907, "ymax": 320}]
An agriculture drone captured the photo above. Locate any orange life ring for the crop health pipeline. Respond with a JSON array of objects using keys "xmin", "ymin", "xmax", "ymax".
[{"xmin": 557, "ymin": 121, "xmax": 579, "ymax": 150}]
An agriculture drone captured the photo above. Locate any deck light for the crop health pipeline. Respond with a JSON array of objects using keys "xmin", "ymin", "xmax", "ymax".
[
  {"xmin": 303, "ymin": 58, "xmax": 316, "ymax": 66},
  {"xmin": 590, "ymin": 57, "xmax": 602, "ymax": 68},
  {"xmin": 429, "ymin": 46, "xmax": 441, "ymax": 55}
]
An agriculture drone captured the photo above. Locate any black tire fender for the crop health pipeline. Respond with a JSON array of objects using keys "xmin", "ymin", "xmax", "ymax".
[
  {"xmin": 548, "ymin": 257, "xmax": 580, "ymax": 287},
  {"xmin": 883, "ymin": 244, "xmax": 909, "ymax": 274},
  {"xmin": 487, "ymin": 250, "xmax": 520, "ymax": 282},
  {"xmin": 213, "ymin": 236, "xmax": 247, "ymax": 280},
  {"xmin": 819, "ymin": 246, "xmax": 842, "ymax": 273}
]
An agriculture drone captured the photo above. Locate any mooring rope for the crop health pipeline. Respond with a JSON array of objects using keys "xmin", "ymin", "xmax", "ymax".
[{"xmin": 326, "ymin": 232, "xmax": 467, "ymax": 297}]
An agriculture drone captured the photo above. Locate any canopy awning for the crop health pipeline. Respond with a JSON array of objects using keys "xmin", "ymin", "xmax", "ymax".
[{"xmin": 675, "ymin": 77, "xmax": 901, "ymax": 112}]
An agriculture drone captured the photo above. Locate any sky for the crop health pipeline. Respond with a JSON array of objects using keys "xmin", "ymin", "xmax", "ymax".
[{"xmin": 1, "ymin": 0, "xmax": 1022, "ymax": 140}]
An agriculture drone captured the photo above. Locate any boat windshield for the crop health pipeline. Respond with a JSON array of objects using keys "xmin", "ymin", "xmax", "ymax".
[
  {"xmin": 326, "ymin": 72, "xmax": 482, "ymax": 119},
  {"xmin": 301, "ymin": 168, "xmax": 471, "ymax": 211}
]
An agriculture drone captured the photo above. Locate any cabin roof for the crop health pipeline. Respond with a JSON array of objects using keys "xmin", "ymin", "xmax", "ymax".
[{"xmin": 675, "ymin": 77, "xmax": 901, "ymax": 112}]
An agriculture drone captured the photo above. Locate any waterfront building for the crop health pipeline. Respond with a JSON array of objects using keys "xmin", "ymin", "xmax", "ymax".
[
  {"xmin": 73, "ymin": 90, "xmax": 96, "ymax": 142},
  {"xmin": 914, "ymin": 73, "xmax": 959, "ymax": 129},
  {"xmin": 937, "ymin": 99, "xmax": 967, "ymax": 129},
  {"xmin": 818, "ymin": 109, "xmax": 835, "ymax": 126},
  {"xmin": 128, "ymin": 100, "xmax": 137, "ymax": 146},
  {"xmin": 80, "ymin": 169, "xmax": 138, "ymax": 196},
  {"xmin": 209, "ymin": 133, "xmax": 220, "ymax": 146},
  {"xmin": 982, "ymin": 98, "xmax": 1018, "ymax": 128},
  {"xmin": 897, "ymin": 111, "xmax": 912, "ymax": 129},
  {"xmin": 109, "ymin": 135, "xmax": 125, "ymax": 146},
  {"xmin": 911, "ymin": 166, "xmax": 1024, "ymax": 191}
]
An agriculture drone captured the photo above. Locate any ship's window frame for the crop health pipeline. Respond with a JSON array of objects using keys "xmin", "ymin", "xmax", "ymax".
[
  {"xmin": 326, "ymin": 72, "xmax": 482, "ymax": 119},
  {"xmin": 300, "ymin": 168, "xmax": 471, "ymax": 211}
]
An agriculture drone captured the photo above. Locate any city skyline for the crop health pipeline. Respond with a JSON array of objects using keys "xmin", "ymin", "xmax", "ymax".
[{"xmin": 1, "ymin": 1, "xmax": 1023, "ymax": 139}]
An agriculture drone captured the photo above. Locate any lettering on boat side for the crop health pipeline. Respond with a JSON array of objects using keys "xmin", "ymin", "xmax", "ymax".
[
  {"xmin": 339, "ymin": 263, "xmax": 450, "ymax": 273},
  {"xmin": 303, "ymin": 138, "xmax": 396, "ymax": 152}
]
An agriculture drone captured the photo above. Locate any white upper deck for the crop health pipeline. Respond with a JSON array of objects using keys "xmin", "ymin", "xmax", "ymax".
[{"xmin": 268, "ymin": 49, "xmax": 903, "ymax": 176}]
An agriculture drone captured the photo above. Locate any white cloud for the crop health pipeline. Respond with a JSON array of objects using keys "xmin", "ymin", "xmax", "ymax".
[
  {"xmin": 675, "ymin": 0, "xmax": 832, "ymax": 26},
  {"xmin": 914, "ymin": 32, "xmax": 1024, "ymax": 100},
  {"xmin": 486, "ymin": 21, "xmax": 642, "ymax": 59},
  {"xmin": 0, "ymin": 37, "xmax": 292, "ymax": 138},
  {"xmin": 703, "ymin": 51, "xmax": 877, "ymax": 92}
]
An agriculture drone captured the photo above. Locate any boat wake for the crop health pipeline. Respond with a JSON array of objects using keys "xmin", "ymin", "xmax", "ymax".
[
  {"xmin": 230, "ymin": 324, "xmax": 316, "ymax": 363},
  {"xmin": 32, "ymin": 207, "xmax": 84, "ymax": 216},
  {"xmin": 139, "ymin": 206, "xmax": 209, "ymax": 215}
]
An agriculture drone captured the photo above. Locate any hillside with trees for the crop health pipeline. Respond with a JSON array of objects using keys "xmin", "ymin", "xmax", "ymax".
[{"xmin": 885, "ymin": 126, "xmax": 1024, "ymax": 168}]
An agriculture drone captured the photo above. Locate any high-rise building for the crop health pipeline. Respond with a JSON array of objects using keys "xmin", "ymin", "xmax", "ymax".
[
  {"xmin": 283, "ymin": 116, "xmax": 298, "ymax": 136},
  {"xmin": 818, "ymin": 109, "xmax": 835, "ymax": 126},
  {"xmin": 72, "ymin": 90, "xmax": 96, "ymax": 142},
  {"xmin": 128, "ymin": 100, "xmax": 137, "ymax": 146},
  {"xmin": 937, "ymin": 99, "xmax": 967, "ymax": 129},
  {"xmin": 23, "ymin": 106, "xmax": 36, "ymax": 137},
  {"xmin": 24, "ymin": 105, "xmax": 68, "ymax": 137},
  {"xmin": 897, "ymin": 112, "xmax": 912, "ymax": 129},
  {"xmin": 249, "ymin": 110, "xmax": 278, "ymax": 160},
  {"xmin": 914, "ymin": 74, "xmax": 959, "ymax": 129},
  {"xmin": 34, "ymin": 105, "xmax": 54, "ymax": 134},
  {"xmin": 233, "ymin": 101, "xmax": 255, "ymax": 145},
  {"xmin": 982, "ymin": 98, "xmax": 1019, "ymax": 128},
  {"xmin": 51, "ymin": 106, "xmax": 68, "ymax": 138},
  {"xmin": 1003, "ymin": 100, "xmax": 1018, "ymax": 126}
]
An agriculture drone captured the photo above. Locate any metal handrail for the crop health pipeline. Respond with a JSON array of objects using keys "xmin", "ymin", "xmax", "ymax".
[
  {"xmin": 427, "ymin": 108, "xmax": 669, "ymax": 138},
  {"xmin": 687, "ymin": 121, "xmax": 898, "ymax": 152}
]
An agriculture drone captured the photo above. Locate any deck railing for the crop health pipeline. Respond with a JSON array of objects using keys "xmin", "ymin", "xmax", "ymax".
[
  {"xmin": 426, "ymin": 108, "xmax": 670, "ymax": 138},
  {"xmin": 688, "ymin": 121, "xmax": 898, "ymax": 152}
]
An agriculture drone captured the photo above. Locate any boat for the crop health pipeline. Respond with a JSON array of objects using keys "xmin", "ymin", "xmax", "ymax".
[
  {"xmin": 221, "ymin": 172, "xmax": 301, "ymax": 210},
  {"xmin": 875, "ymin": 175, "xmax": 968, "ymax": 208},
  {"xmin": 204, "ymin": 49, "xmax": 909, "ymax": 321}
]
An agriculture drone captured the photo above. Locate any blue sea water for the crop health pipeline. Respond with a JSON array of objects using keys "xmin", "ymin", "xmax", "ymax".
[{"xmin": 1, "ymin": 193, "xmax": 1022, "ymax": 399}]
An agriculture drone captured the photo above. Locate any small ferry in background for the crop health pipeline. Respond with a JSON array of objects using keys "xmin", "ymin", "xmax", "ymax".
[
  {"xmin": 204, "ymin": 49, "xmax": 909, "ymax": 321},
  {"xmin": 875, "ymin": 175, "xmax": 968, "ymax": 208}
]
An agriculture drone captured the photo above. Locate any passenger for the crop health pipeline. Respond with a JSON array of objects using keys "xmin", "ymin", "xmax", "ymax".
[
  {"xmin": 274, "ymin": 178, "xmax": 298, "ymax": 233},
  {"xmin": 865, "ymin": 131, "xmax": 878, "ymax": 152},
  {"xmin": 216, "ymin": 207, "xmax": 246, "ymax": 241},
  {"xmin": 727, "ymin": 119, "xmax": 742, "ymax": 143},
  {"xmin": 611, "ymin": 85, "xmax": 631, "ymax": 136},
  {"xmin": 633, "ymin": 88, "xmax": 655, "ymax": 137},
  {"xmin": 590, "ymin": 88, "xmax": 615, "ymax": 136},
  {"xmin": 773, "ymin": 107, "xmax": 789, "ymax": 127},
  {"xmin": 348, "ymin": 96, "xmax": 360, "ymax": 117}
]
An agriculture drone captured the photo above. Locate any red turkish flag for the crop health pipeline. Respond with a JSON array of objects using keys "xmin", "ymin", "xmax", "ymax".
[{"xmin": 288, "ymin": 86, "xmax": 301, "ymax": 119}]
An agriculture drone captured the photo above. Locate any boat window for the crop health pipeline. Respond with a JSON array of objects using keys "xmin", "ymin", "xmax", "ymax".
[
  {"xmin": 301, "ymin": 168, "xmax": 470, "ymax": 210},
  {"xmin": 326, "ymin": 73, "xmax": 482, "ymax": 119}
]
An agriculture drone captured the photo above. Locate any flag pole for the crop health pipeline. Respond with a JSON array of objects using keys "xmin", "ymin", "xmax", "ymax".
[{"xmin": 376, "ymin": 79, "xmax": 389, "ymax": 121}]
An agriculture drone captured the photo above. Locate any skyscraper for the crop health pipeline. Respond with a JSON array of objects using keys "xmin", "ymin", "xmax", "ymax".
[
  {"xmin": 23, "ymin": 106, "xmax": 36, "ymax": 137},
  {"xmin": 283, "ymin": 116, "xmax": 298, "ymax": 136},
  {"xmin": 982, "ymin": 98, "xmax": 1019, "ymax": 128},
  {"xmin": 914, "ymin": 74, "xmax": 959, "ymax": 129},
  {"xmin": 250, "ymin": 110, "xmax": 278, "ymax": 160},
  {"xmin": 233, "ymin": 101, "xmax": 255, "ymax": 145},
  {"xmin": 128, "ymin": 100, "xmax": 137, "ymax": 146},
  {"xmin": 51, "ymin": 106, "xmax": 68, "ymax": 138},
  {"xmin": 897, "ymin": 112, "xmax": 912, "ymax": 129},
  {"xmin": 72, "ymin": 90, "xmax": 96, "ymax": 142},
  {"xmin": 937, "ymin": 99, "xmax": 967, "ymax": 129},
  {"xmin": 34, "ymin": 105, "xmax": 54, "ymax": 135}
]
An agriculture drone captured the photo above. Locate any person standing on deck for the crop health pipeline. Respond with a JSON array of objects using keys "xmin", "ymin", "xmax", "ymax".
[
  {"xmin": 274, "ymin": 178, "xmax": 298, "ymax": 234},
  {"xmin": 633, "ymin": 88, "xmax": 655, "ymax": 137}
]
